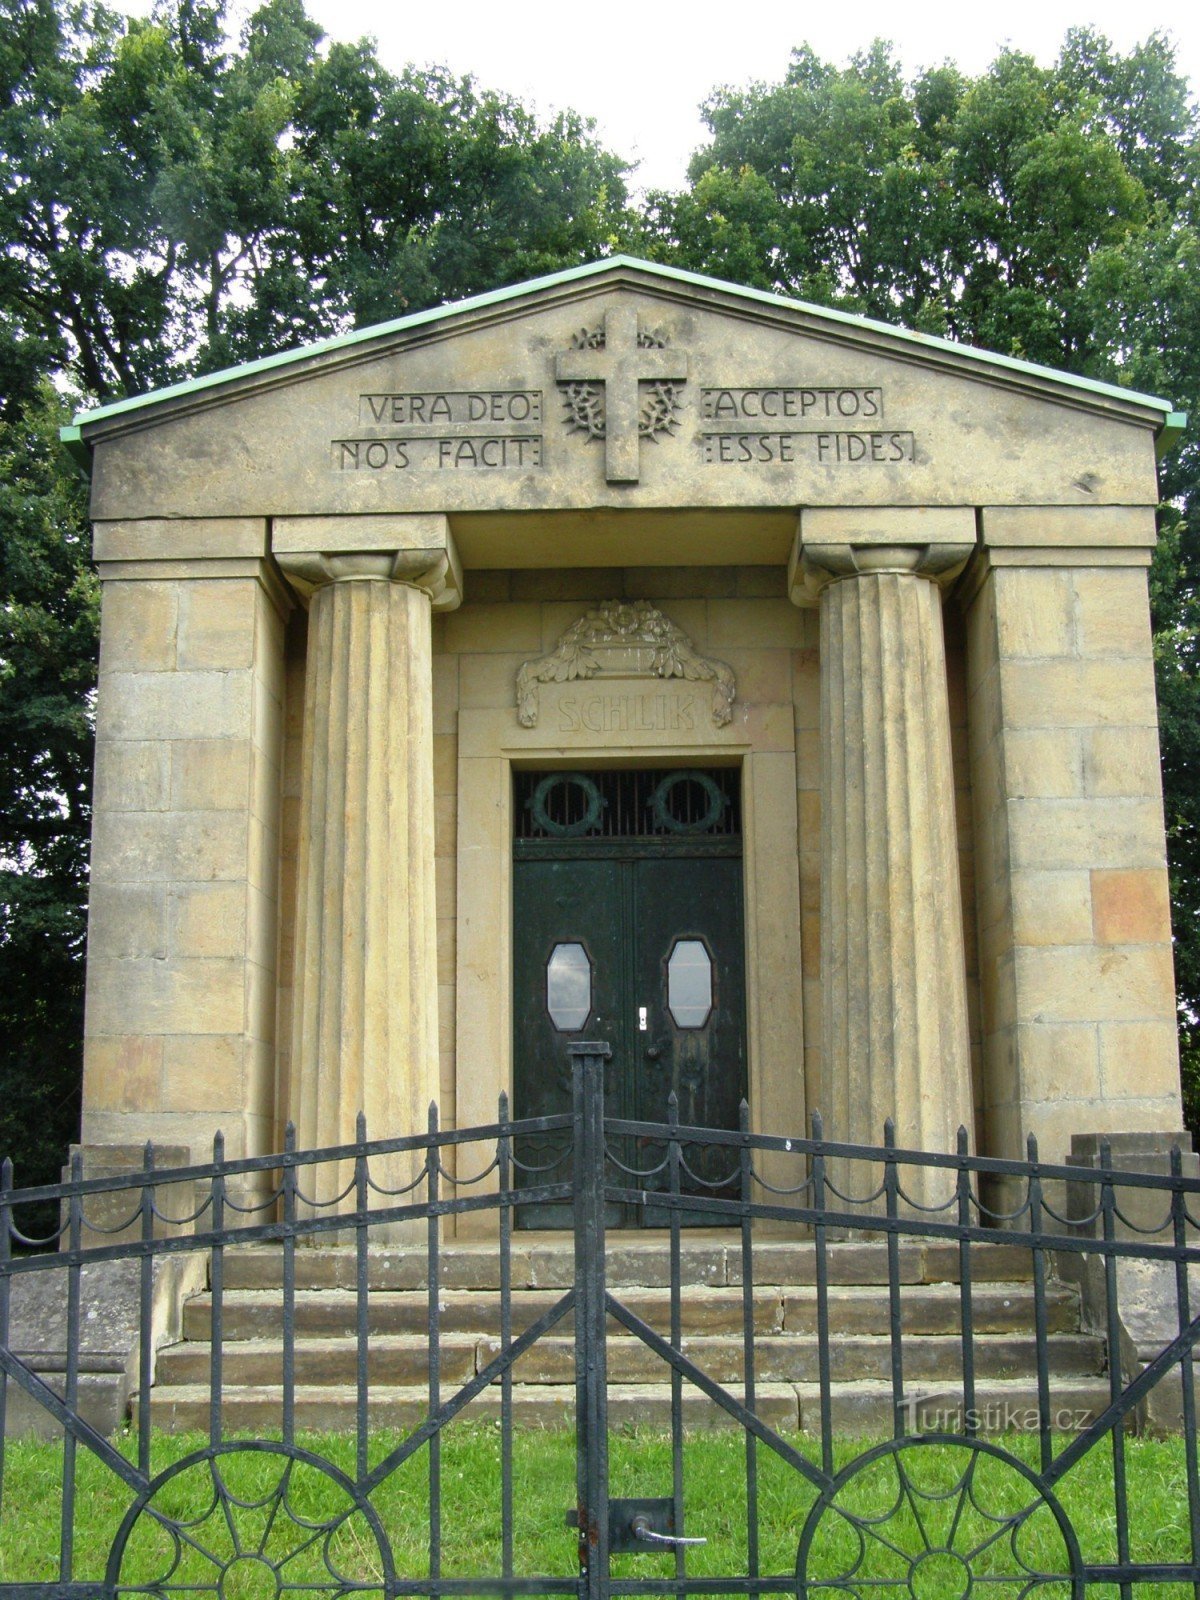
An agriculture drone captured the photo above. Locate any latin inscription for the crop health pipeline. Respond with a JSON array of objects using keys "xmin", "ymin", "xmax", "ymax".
[
  {"xmin": 358, "ymin": 391, "xmax": 541, "ymax": 426},
  {"xmin": 332, "ymin": 381, "xmax": 916, "ymax": 473},
  {"xmin": 702, "ymin": 431, "xmax": 916, "ymax": 466},
  {"xmin": 700, "ymin": 385, "xmax": 917, "ymax": 467},
  {"xmin": 557, "ymin": 692, "xmax": 696, "ymax": 734},
  {"xmin": 334, "ymin": 390, "xmax": 544, "ymax": 472},
  {"xmin": 334, "ymin": 436, "xmax": 543, "ymax": 471},
  {"xmin": 701, "ymin": 387, "xmax": 882, "ymax": 421}
]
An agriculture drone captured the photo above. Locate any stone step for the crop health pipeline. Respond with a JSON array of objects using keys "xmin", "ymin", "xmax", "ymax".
[
  {"xmin": 220, "ymin": 1240, "xmax": 1036, "ymax": 1293},
  {"xmin": 181, "ymin": 1282, "xmax": 1080, "ymax": 1343},
  {"xmin": 145, "ymin": 1376, "xmax": 1111, "ymax": 1436},
  {"xmin": 154, "ymin": 1330, "xmax": 1106, "ymax": 1389}
]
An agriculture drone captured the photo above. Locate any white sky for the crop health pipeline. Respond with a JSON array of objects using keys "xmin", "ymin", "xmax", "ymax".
[
  {"xmin": 121, "ymin": 0, "xmax": 1200, "ymax": 195},
  {"xmin": 298, "ymin": 0, "xmax": 1200, "ymax": 193}
]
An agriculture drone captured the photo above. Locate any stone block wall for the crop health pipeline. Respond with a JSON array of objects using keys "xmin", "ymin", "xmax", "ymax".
[
  {"xmin": 83, "ymin": 522, "xmax": 289, "ymax": 1170},
  {"xmin": 965, "ymin": 528, "xmax": 1180, "ymax": 1165}
]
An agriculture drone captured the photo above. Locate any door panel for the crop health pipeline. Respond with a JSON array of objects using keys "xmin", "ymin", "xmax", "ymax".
[
  {"xmin": 512, "ymin": 857, "xmax": 625, "ymax": 1226},
  {"xmin": 630, "ymin": 855, "xmax": 746, "ymax": 1219},
  {"xmin": 513, "ymin": 848, "xmax": 747, "ymax": 1227},
  {"xmin": 631, "ymin": 855, "xmax": 746, "ymax": 1133}
]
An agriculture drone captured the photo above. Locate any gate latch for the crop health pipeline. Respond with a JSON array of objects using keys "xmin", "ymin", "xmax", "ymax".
[{"xmin": 607, "ymin": 1498, "xmax": 707, "ymax": 1552}]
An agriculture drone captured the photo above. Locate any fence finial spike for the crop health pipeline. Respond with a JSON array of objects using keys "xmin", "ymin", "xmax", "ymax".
[
  {"xmin": 956, "ymin": 1125, "xmax": 969, "ymax": 1155},
  {"xmin": 1027, "ymin": 1131, "xmax": 1038, "ymax": 1162},
  {"xmin": 143, "ymin": 1139, "xmax": 155, "ymax": 1170},
  {"xmin": 1, "ymin": 1155, "xmax": 11, "ymax": 1188},
  {"xmin": 213, "ymin": 1129, "xmax": 224, "ymax": 1163},
  {"xmin": 428, "ymin": 1100, "xmax": 439, "ymax": 1133},
  {"xmin": 811, "ymin": 1108, "xmax": 823, "ymax": 1140},
  {"xmin": 356, "ymin": 1109, "xmax": 367, "ymax": 1142},
  {"xmin": 883, "ymin": 1117, "xmax": 896, "ymax": 1148},
  {"xmin": 498, "ymin": 1088, "xmax": 509, "ymax": 1121}
]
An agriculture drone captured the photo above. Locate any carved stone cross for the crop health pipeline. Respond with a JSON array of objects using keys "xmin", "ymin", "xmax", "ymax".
[{"xmin": 555, "ymin": 305, "xmax": 688, "ymax": 483}]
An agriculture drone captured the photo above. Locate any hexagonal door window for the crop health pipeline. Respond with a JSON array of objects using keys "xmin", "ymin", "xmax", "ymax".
[
  {"xmin": 546, "ymin": 942, "xmax": 592, "ymax": 1031},
  {"xmin": 667, "ymin": 938, "xmax": 713, "ymax": 1029}
]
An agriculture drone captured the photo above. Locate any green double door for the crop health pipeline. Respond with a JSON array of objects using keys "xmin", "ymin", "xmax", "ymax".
[{"xmin": 513, "ymin": 848, "xmax": 747, "ymax": 1226}]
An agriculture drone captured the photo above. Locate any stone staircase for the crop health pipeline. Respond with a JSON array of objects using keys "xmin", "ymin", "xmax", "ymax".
[{"xmin": 148, "ymin": 1235, "xmax": 1111, "ymax": 1435}]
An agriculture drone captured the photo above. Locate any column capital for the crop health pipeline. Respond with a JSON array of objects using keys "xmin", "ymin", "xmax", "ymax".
[
  {"xmin": 272, "ymin": 513, "xmax": 462, "ymax": 610},
  {"xmin": 788, "ymin": 507, "xmax": 975, "ymax": 604}
]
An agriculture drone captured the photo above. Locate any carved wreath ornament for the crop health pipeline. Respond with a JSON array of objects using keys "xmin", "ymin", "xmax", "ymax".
[
  {"xmin": 516, "ymin": 601, "xmax": 736, "ymax": 728},
  {"xmin": 560, "ymin": 326, "xmax": 684, "ymax": 441}
]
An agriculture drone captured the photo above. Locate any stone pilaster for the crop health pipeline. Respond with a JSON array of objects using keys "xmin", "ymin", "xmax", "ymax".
[
  {"xmin": 84, "ymin": 518, "xmax": 290, "ymax": 1187},
  {"xmin": 963, "ymin": 508, "xmax": 1182, "ymax": 1177},
  {"xmin": 790, "ymin": 510, "xmax": 975, "ymax": 1206},
  {"xmin": 276, "ymin": 518, "xmax": 461, "ymax": 1214}
]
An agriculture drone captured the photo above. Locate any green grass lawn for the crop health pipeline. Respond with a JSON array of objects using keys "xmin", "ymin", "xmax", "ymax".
[{"xmin": 0, "ymin": 1425, "xmax": 1195, "ymax": 1596}]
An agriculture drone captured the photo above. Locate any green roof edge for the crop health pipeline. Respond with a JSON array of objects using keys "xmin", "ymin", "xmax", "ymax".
[
  {"xmin": 59, "ymin": 423, "xmax": 92, "ymax": 478},
  {"xmin": 63, "ymin": 254, "xmax": 1178, "ymax": 443},
  {"xmin": 1158, "ymin": 411, "xmax": 1189, "ymax": 459}
]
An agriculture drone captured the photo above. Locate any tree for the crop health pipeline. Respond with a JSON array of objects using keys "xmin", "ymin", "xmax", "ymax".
[
  {"xmin": 0, "ymin": 0, "xmax": 634, "ymax": 1186},
  {"xmin": 0, "ymin": 389, "xmax": 96, "ymax": 1182},
  {"xmin": 644, "ymin": 31, "xmax": 1200, "ymax": 1130}
]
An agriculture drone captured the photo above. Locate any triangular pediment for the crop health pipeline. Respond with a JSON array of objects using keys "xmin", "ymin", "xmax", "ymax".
[{"xmin": 70, "ymin": 256, "xmax": 1177, "ymax": 545}]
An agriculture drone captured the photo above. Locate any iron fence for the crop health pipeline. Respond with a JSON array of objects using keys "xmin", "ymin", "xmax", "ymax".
[{"xmin": 0, "ymin": 1043, "xmax": 1197, "ymax": 1599}]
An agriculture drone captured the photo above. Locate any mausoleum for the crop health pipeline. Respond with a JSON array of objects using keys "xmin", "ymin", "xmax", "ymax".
[{"xmin": 64, "ymin": 255, "xmax": 1188, "ymax": 1223}]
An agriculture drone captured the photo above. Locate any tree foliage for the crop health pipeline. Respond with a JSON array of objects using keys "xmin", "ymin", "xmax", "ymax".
[
  {"xmin": 643, "ymin": 31, "xmax": 1200, "ymax": 1133},
  {"xmin": 0, "ymin": 389, "xmax": 96, "ymax": 1185}
]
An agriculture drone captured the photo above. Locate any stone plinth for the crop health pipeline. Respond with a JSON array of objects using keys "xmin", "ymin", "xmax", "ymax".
[
  {"xmin": 1062, "ymin": 1130, "xmax": 1200, "ymax": 1432},
  {"xmin": 62, "ymin": 1142, "xmax": 194, "ymax": 1248}
]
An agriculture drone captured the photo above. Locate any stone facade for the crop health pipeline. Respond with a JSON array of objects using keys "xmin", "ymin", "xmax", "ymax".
[{"xmin": 68, "ymin": 257, "xmax": 1186, "ymax": 1217}]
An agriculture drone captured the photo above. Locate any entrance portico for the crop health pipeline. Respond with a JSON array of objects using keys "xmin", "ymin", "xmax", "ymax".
[{"xmin": 67, "ymin": 256, "xmax": 1186, "ymax": 1215}]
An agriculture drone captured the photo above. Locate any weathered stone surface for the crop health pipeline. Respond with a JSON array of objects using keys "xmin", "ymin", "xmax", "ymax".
[
  {"xmin": 5, "ymin": 1254, "xmax": 205, "ymax": 1438},
  {"xmin": 146, "ymin": 1381, "xmax": 802, "ymax": 1433},
  {"xmin": 965, "ymin": 555, "xmax": 1182, "ymax": 1169},
  {"xmin": 799, "ymin": 534, "xmax": 974, "ymax": 1197},
  {"xmin": 82, "ymin": 569, "xmax": 286, "ymax": 1174},
  {"xmin": 155, "ymin": 1334, "xmax": 480, "ymax": 1389},
  {"xmin": 141, "ymin": 1248, "xmax": 1108, "ymax": 1442},
  {"xmin": 181, "ymin": 1285, "xmax": 787, "ymax": 1341},
  {"xmin": 781, "ymin": 1283, "xmax": 1079, "ymax": 1335},
  {"xmin": 83, "ymin": 266, "xmax": 1164, "ymax": 526},
  {"xmin": 283, "ymin": 533, "xmax": 457, "ymax": 1217}
]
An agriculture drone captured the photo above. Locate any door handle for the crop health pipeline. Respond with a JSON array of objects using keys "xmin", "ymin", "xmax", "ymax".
[{"xmin": 632, "ymin": 1515, "xmax": 706, "ymax": 1548}]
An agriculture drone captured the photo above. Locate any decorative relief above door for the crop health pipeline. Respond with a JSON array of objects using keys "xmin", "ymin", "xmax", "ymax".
[{"xmin": 515, "ymin": 600, "xmax": 736, "ymax": 730}]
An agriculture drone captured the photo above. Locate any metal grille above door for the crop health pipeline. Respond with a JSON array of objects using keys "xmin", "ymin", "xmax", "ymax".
[{"xmin": 514, "ymin": 767, "xmax": 741, "ymax": 841}]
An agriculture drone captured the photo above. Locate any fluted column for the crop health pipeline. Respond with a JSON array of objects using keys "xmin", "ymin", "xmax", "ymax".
[
  {"xmin": 790, "ymin": 512, "xmax": 975, "ymax": 1206},
  {"xmin": 277, "ymin": 521, "xmax": 461, "ymax": 1215}
]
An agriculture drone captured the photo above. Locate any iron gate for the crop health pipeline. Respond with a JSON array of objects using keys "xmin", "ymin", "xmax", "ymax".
[{"xmin": 1, "ymin": 1043, "xmax": 1199, "ymax": 1598}]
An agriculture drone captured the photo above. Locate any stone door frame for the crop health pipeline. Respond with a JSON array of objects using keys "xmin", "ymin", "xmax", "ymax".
[{"xmin": 453, "ymin": 695, "xmax": 807, "ymax": 1184}]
